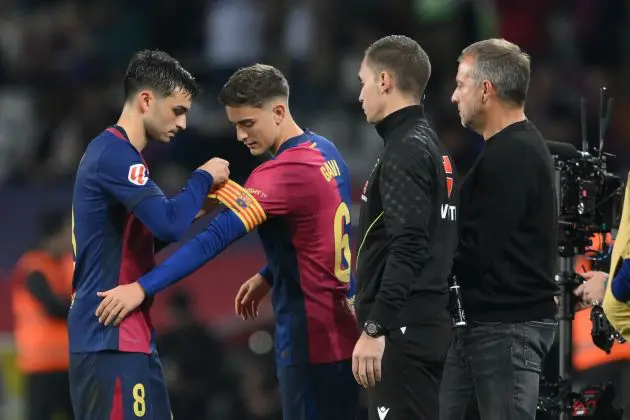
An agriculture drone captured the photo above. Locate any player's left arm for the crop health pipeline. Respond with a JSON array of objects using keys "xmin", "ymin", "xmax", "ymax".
[
  {"xmin": 367, "ymin": 138, "xmax": 434, "ymax": 330},
  {"xmin": 95, "ymin": 172, "xmax": 285, "ymax": 325},
  {"xmin": 137, "ymin": 209, "xmax": 252, "ymax": 295},
  {"xmin": 137, "ymin": 181, "xmax": 268, "ymax": 295},
  {"xmin": 153, "ymin": 195, "xmax": 219, "ymax": 253},
  {"xmin": 95, "ymin": 206, "xmax": 252, "ymax": 325},
  {"xmin": 258, "ymin": 265, "xmax": 274, "ymax": 285}
]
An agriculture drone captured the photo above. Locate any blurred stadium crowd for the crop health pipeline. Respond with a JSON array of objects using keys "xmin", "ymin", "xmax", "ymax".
[{"xmin": 0, "ymin": 0, "xmax": 630, "ymax": 419}]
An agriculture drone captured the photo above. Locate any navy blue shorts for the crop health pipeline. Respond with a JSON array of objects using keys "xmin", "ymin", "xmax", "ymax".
[
  {"xmin": 69, "ymin": 351, "xmax": 172, "ymax": 420},
  {"xmin": 277, "ymin": 359, "xmax": 359, "ymax": 420}
]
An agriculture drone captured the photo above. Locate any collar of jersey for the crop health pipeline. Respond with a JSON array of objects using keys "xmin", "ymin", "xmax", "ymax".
[
  {"xmin": 275, "ymin": 130, "xmax": 311, "ymax": 155},
  {"xmin": 109, "ymin": 124, "xmax": 130, "ymax": 142},
  {"xmin": 108, "ymin": 124, "xmax": 150, "ymax": 167}
]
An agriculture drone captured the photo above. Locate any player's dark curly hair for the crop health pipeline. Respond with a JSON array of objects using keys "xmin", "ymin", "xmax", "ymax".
[
  {"xmin": 218, "ymin": 64, "xmax": 289, "ymax": 108},
  {"xmin": 123, "ymin": 50, "xmax": 200, "ymax": 100},
  {"xmin": 365, "ymin": 35, "xmax": 431, "ymax": 99}
]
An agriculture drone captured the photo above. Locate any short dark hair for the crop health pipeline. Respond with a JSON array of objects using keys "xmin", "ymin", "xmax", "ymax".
[
  {"xmin": 218, "ymin": 64, "xmax": 289, "ymax": 108},
  {"xmin": 459, "ymin": 39, "xmax": 530, "ymax": 106},
  {"xmin": 365, "ymin": 35, "xmax": 431, "ymax": 99},
  {"xmin": 123, "ymin": 50, "xmax": 200, "ymax": 100}
]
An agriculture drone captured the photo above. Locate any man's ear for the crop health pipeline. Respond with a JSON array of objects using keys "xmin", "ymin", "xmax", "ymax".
[
  {"xmin": 272, "ymin": 103, "xmax": 286, "ymax": 125},
  {"xmin": 380, "ymin": 71, "xmax": 394, "ymax": 94},
  {"xmin": 138, "ymin": 90, "xmax": 154, "ymax": 113},
  {"xmin": 481, "ymin": 80, "xmax": 493, "ymax": 104}
]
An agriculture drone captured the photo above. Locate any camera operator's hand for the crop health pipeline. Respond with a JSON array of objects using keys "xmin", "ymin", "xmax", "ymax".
[{"xmin": 574, "ymin": 271, "xmax": 608, "ymax": 309}]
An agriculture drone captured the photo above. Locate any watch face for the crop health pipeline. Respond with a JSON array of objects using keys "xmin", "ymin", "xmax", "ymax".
[{"xmin": 365, "ymin": 322, "xmax": 378, "ymax": 336}]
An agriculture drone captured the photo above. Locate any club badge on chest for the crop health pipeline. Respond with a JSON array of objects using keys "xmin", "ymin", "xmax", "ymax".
[{"xmin": 362, "ymin": 159, "xmax": 380, "ymax": 203}]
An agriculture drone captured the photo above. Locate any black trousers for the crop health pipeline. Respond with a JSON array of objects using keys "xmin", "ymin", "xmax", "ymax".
[
  {"xmin": 367, "ymin": 316, "xmax": 452, "ymax": 420},
  {"xmin": 26, "ymin": 370, "xmax": 73, "ymax": 420}
]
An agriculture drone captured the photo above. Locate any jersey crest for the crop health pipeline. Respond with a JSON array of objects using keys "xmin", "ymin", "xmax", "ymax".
[{"xmin": 442, "ymin": 156, "xmax": 454, "ymax": 198}]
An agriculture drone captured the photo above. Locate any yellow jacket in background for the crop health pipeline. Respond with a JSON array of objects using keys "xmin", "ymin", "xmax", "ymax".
[{"xmin": 603, "ymin": 173, "xmax": 630, "ymax": 338}]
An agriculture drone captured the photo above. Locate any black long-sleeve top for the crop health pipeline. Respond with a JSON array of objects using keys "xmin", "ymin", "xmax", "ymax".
[
  {"xmin": 453, "ymin": 119, "xmax": 559, "ymax": 322},
  {"xmin": 355, "ymin": 105, "xmax": 459, "ymax": 329}
]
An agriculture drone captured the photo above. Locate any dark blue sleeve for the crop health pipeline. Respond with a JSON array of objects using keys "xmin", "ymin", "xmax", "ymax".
[
  {"xmin": 259, "ymin": 265, "xmax": 273, "ymax": 285},
  {"xmin": 611, "ymin": 259, "xmax": 630, "ymax": 302},
  {"xmin": 137, "ymin": 209, "xmax": 247, "ymax": 295},
  {"xmin": 97, "ymin": 141, "xmax": 213, "ymax": 242},
  {"xmin": 347, "ymin": 272, "xmax": 356, "ymax": 300}
]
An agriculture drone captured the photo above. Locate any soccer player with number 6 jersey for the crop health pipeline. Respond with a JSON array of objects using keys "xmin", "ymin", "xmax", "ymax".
[{"xmin": 94, "ymin": 64, "xmax": 360, "ymax": 420}]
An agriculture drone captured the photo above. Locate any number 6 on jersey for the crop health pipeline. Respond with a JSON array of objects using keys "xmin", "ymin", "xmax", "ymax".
[{"xmin": 334, "ymin": 202, "xmax": 352, "ymax": 284}]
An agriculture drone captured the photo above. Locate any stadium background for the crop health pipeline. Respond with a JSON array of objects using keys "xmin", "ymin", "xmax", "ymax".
[{"xmin": 0, "ymin": 0, "xmax": 629, "ymax": 418}]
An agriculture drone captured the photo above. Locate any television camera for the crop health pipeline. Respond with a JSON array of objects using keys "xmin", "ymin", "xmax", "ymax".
[{"xmin": 537, "ymin": 87, "xmax": 625, "ymax": 419}]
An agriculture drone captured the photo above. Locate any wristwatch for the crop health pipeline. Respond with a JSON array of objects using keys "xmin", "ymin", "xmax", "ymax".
[{"xmin": 364, "ymin": 320, "xmax": 386, "ymax": 337}]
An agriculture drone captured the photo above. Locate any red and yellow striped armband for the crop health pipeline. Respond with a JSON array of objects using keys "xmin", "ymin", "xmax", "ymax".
[{"xmin": 208, "ymin": 180, "xmax": 267, "ymax": 231}]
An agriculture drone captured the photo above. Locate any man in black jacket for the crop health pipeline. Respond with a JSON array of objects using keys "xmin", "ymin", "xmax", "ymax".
[
  {"xmin": 439, "ymin": 39, "xmax": 558, "ymax": 420},
  {"xmin": 352, "ymin": 35, "xmax": 459, "ymax": 420}
]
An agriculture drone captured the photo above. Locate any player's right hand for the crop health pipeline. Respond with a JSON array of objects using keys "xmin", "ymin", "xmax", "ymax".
[
  {"xmin": 198, "ymin": 157, "xmax": 230, "ymax": 186},
  {"xmin": 235, "ymin": 273, "xmax": 271, "ymax": 320}
]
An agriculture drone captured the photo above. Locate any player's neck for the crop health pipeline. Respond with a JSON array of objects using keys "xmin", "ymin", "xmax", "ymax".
[
  {"xmin": 381, "ymin": 94, "xmax": 420, "ymax": 121},
  {"xmin": 480, "ymin": 104, "xmax": 526, "ymax": 141},
  {"xmin": 116, "ymin": 109, "xmax": 149, "ymax": 152},
  {"xmin": 272, "ymin": 120, "xmax": 304, "ymax": 154}
]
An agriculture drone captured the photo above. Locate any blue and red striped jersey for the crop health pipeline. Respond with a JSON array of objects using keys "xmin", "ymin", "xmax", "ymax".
[
  {"xmin": 69, "ymin": 126, "xmax": 159, "ymax": 354},
  {"xmin": 134, "ymin": 130, "xmax": 359, "ymax": 365},
  {"xmin": 231, "ymin": 131, "xmax": 359, "ymax": 365}
]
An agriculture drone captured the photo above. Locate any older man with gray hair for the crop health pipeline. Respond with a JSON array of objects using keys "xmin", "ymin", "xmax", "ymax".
[{"xmin": 439, "ymin": 38, "xmax": 559, "ymax": 420}]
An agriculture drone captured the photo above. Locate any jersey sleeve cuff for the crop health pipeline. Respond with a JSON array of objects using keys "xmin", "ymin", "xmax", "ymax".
[
  {"xmin": 137, "ymin": 277, "xmax": 155, "ymax": 297},
  {"xmin": 367, "ymin": 299, "xmax": 399, "ymax": 330},
  {"xmin": 192, "ymin": 169, "xmax": 214, "ymax": 190},
  {"xmin": 259, "ymin": 266, "xmax": 273, "ymax": 285}
]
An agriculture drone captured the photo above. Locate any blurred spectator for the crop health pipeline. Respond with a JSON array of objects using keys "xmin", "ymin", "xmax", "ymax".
[
  {"xmin": 11, "ymin": 211, "xmax": 73, "ymax": 420},
  {"xmin": 236, "ymin": 351, "xmax": 282, "ymax": 420},
  {"xmin": 156, "ymin": 292, "xmax": 245, "ymax": 420}
]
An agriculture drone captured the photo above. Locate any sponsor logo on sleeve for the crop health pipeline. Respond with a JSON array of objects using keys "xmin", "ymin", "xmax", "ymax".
[{"xmin": 128, "ymin": 163, "xmax": 149, "ymax": 186}]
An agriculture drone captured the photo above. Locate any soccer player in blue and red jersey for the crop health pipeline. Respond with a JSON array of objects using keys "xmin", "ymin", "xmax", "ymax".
[
  {"xmin": 69, "ymin": 50, "xmax": 230, "ymax": 419},
  {"xmin": 95, "ymin": 64, "xmax": 360, "ymax": 420}
]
